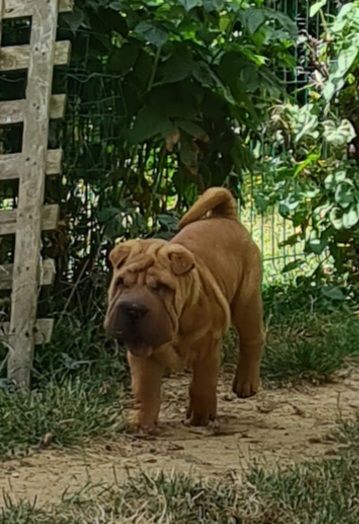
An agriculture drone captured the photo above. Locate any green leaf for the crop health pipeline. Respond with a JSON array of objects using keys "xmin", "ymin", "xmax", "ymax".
[
  {"xmin": 335, "ymin": 183, "xmax": 355, "ymax": 209},
  {"xmin": 128, "ymin": 107, "xmax": 172, "ymax": 144},
  {"xmin": 62, "ymin": 8, "xmax": 86, "ymax": 34},
  {"xmin": 324, "ymin": 170, "xmax": 347, "ymax": 190},
  {"xmin": 294, "ymin": 152, "xmax": 320, "ymax": 176},
  {"xmin": 321, "ymin": 286, "xmax": 345, "ymax": 301},
  {"xmin": 323, "ymin": 38, "xmax": 359, "ymax": 102},
  {"xmin": 279, "ymin": 232, "xmax": 302, "ymax": 247},
  {"xmin": 204, "ymin": 0, "xmax": 225, "ymax": 12},
  {"xmin": 309, "ymin": 0, "xmax": 327, "ymax": 18},
  {"xmin": 329, "ymin": 207, "xmax": 344, "ymax": 230},
  {"xmin": 266, "ymin": 9, "xmax": 298, "ymax": 38},
  {"xmin": 107, "ymin": 42, "xmax": 140, "ymax": 74},
  {"xmin": 278, "ymin": 196, "xmax": 300, "ymax": 217},
  {"xmin": 332, "ymin": 2, "xmax": 357, "ymax": 33},
  {"xmin": 177, "ymin": 120, "xmax": 208, "ymax": 142},
  {"xmin": 178, "ymin": 0, "xmax": 202, "ymax": 11},
  {"xmin": 313, "ymin": 203, "xmax": 333, "ymax": 221},
  {"xmin": 134, "ymin": 21, "xmax": 168, "ymax": 47},
  {"xmin": 323, "ymin": 119, "xmax": 356, "ymax": 147},
  {"xmin": 193, "ymin": 61, "xmax": 216, "ymax": 87},
  {"xmin": 293, "ymin": 106, "xmax": 319, "ymax": 143},
  {"xmin": 307, "ymin": 232, "xmax": 327, "ymax": 255},
  {"xmin": 241, "ymin": 8, "xmax": 266, "ymax": 34},
  {"xmin": 145, "ymin": 84, "xmax": 199, "ymax": 120},
  {"xmin": 282, "ymin": 259, "xmax": 304, "ymax": 273},
  {"xmin": 109, "ymin": 1, "xmax": 122, "ymax": 9},
  {"xmin": 157, "ymin": 48, "xmax": 193, "ymax": 85},
  {"xmin": 342, "ymin": 206, "xmax": 359, "ymax": 228}
]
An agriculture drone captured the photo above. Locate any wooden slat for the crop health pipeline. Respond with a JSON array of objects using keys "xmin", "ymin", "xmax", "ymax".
[
  {"xmin": 0, "ymin": 204, "xmax": 59, "ymax": 236},
  {"xmin": 8, "ymin": 0, "xmax": 59, "ymax": 389},
  {"xmin": 0, "ymin": 40, "xmax": 70, "ymax": 71},
  {"xmin": 0, "ymin": 259, "xmax": 56, "ymax": 290},
  {"xmin": 0, "ymin": 149, "xmax": 63, "ymax": 180},
  {"xmin": 1, "ymin": 319, "xmax": 54, "ymax": 345},
  {"xmin": 0, "ymin": 94, "xmax": 66, "ymax": 124},
  {"xmin": 2, "ymin": 0, "xmax": 73, "ymax": 18},
  {"xmin": 0, "ymin": 0, "xmax": 3, "ymax": 43}
]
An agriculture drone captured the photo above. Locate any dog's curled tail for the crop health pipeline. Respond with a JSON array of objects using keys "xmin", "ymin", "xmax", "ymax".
[{"xmin": 179, "ymin": 187, "xmax": 237, "ymax": 229}]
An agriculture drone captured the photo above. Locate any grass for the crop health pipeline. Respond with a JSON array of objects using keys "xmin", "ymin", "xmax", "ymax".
[
  {"xmin": 262, "ymin": 309, "xmax": 359, "ymax": 385},
  {"xmin": 0, "ymin": 311, "xmax": 127, "ymax": 459},
  {"xmin": 1, "ymin": 417, "xmax": 358, "ymax": 524},
  {"xmin": 223, "ymin": 276, "xmax": 359, "ymax": 385},
  {"xmin": 336, "ymin": 413, "xmax": 359, "ymax": 453},
  {"xmin": 0, "ymin": 377, "xmax": 124, "ymax": 459},
  {"xmin": 223, "ymin": 307, "xmax": 359, "ymax": 386}
]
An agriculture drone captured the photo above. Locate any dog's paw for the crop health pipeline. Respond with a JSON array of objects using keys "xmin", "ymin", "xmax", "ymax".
[
  {"xmin": 186, "ymin": 405, "xmax": 216, "ymax": 427},
  {"xmin": 125, "ymin": 413, "xmax": 159, "ymax": 435},
  {"xmin": 232, "ymin": 375, "xmax": 260, "ymax": 398}
]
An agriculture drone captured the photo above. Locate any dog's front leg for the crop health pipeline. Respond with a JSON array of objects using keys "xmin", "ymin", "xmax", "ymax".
[
  {"xmin": 127, "ymin": 352, "xmax": 164, "ymax": 431},
  {"xmin": 187, "ymin": 341, "xmax": 219, "ymax": 426}
]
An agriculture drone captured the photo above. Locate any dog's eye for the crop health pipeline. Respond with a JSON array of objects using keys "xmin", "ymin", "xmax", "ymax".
[
  {"xmin": 116, "ymin": 277, "xmax": 125, "ymax": 288},
  {"xmin": 152, "ymin": 282, "xmax": 169, "ymax": 294}
]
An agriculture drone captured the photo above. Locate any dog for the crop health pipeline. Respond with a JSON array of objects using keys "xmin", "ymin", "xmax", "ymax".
[{"xmin": 104, "ymin": 187, "xmax": 265, "ymax": 429}]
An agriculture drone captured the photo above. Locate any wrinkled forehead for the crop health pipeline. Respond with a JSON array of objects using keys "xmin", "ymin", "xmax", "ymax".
[{"xmin": 117, "ymin": 239, "xmax": 172, "ymax": 285}]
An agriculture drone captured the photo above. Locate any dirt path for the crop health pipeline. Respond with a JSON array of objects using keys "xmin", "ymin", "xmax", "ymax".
[{"xmin": 1, "ymin": 369, "xmax": 359, "ymax": 508}]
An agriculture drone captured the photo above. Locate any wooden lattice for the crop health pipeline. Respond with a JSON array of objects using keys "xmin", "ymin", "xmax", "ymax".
[{"xmin": 0, "ymin": 0, "xmax": 73, "ymax": 389}]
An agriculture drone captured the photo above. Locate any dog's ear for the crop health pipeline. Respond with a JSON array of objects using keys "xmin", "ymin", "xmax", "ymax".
[
  {"xmin": 109, "ymin": 241, "xmax": 137, "ymax": 269},
  {"xmin": 168, "ymin": 246, "xmax": 195, "ymax": 276}
]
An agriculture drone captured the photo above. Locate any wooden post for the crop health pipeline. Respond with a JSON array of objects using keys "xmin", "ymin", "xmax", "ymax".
[
  {"xmin": 7, "ymin": 0, "xmax": 59, "ymax": 389},
  {"xmin": 0, "ymin": 0, "xmax": 72, "ymax": 389}
]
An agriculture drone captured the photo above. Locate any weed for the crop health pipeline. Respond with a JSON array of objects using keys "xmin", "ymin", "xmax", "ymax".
[{"xmin": 335, "ymin": 413, "xmax": 359, "ymax": 453}]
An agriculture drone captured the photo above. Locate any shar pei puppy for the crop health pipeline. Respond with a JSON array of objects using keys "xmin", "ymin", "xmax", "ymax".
[{"xmin": 104, "ymin": 187, "xmax": 265, "ymax": 430}]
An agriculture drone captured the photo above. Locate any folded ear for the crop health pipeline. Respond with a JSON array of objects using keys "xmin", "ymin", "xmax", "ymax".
[
  {"xmin": 109, "ymin": 240, "xmax": 138, "ymax": 269},
  {"xmin": 168, "ymin": 246, "xmax": 195, "ymax": 276}
]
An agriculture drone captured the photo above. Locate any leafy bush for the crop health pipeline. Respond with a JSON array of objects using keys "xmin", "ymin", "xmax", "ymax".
[
  {"xmin": 47, "ymin": 0, "xmax": 297, "ymax": 287},
  {"xmin": 251, "ymin": 1, "xmax": 359, "ymax": 284}
]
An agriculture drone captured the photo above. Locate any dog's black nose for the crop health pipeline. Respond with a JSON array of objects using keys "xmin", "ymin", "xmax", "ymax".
[{"xmin": 119, "ymin": 302, "xmax": 148, "ymax": 322}]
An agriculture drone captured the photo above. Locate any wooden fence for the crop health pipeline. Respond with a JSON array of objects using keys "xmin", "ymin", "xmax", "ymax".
[{"xmin": 0, "ymin": 0, "xmax": 72, "ymax": 389}]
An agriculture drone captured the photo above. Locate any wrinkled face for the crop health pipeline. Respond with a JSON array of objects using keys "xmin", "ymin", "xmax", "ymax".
[{"xmin": 104, "ymin": 239, "xmax": 196, "ymax": 358}]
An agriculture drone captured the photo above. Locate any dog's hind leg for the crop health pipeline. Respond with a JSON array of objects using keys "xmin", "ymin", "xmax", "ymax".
[
  {"xmin": 231, "ymin": 275, "xmax": 265, "ymax": 398},
  {"xmin": 186, "ymin": 339, "xmax": 220, "ymax": 426}
]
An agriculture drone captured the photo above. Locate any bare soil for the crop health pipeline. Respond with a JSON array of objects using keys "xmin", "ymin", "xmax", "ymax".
[{"xmin": 1, "ymin": 369, "xmax": 359, "ymax": 508}]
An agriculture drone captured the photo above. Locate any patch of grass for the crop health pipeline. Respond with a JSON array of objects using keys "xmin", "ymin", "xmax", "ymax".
[
  {"xmin": 3, "ymin": 417, "xmax": 359, "ymax": 523},
  {"xmin": 0, "ymin": 377, "xmax": 124, "ymax": 459},
  {"xmin": 2, "ymin": 456, "xmax": 359, "ymax": 523},
  {"xmin": 261, "ymin": 340, "xmax": 344, "ymax": 385},
  {"xmin": 335, "ymin": 414, "xmax": 359, "ymax": 453},
  {"xmin": 32, "ymin": 312, "xmax": 128, "ymax": 388},
  {"xmin": 1, "ymin": 417, "xmax": 358, "ymax": 522},
  {"xmin": 224, "ymin": 306, "xmax": 359, "ymax": 385},
  {"xmin": 263, "ymin": 309, "xmax": 359, "ymax": 385}
]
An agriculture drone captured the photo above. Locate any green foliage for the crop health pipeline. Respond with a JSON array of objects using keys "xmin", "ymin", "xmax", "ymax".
[
  {"xmin": 322, "ymin": 1, "xmax": 359, "ymax": 102},
  {"xmin": 44, "ymin": 0, "xmax": 296, "ymax": 289},
  {"xmin": 250, "ymin": 2, "xmax": 359, "ymax": 283}
]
